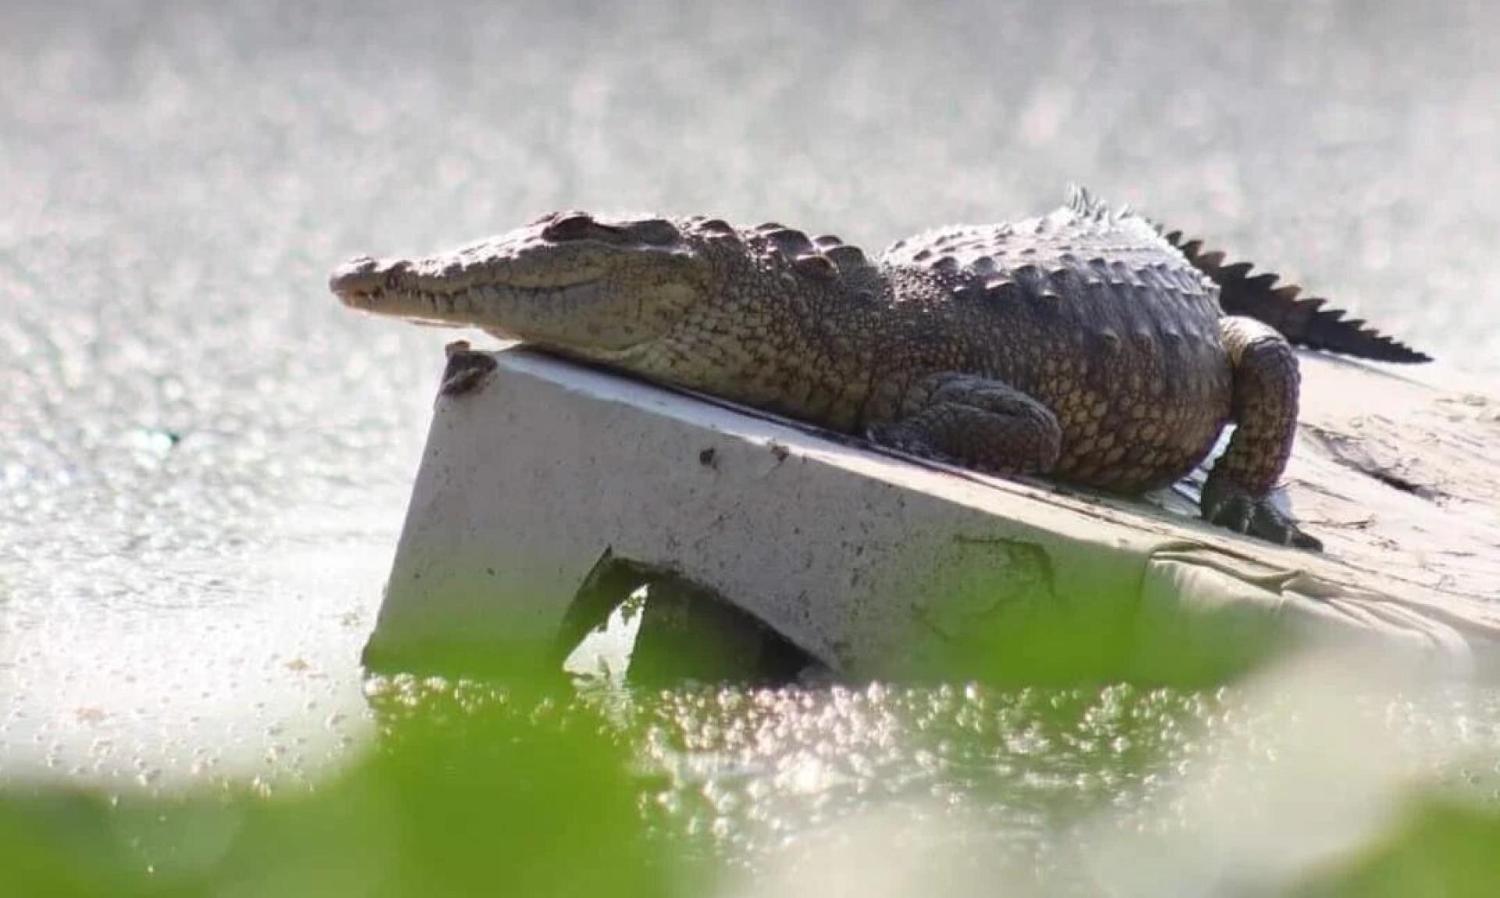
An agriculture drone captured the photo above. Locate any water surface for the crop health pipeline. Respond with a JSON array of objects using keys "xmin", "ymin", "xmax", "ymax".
[{"xmin": 2, "ymin": 0, "xmax": 1499, "ymax": 887}]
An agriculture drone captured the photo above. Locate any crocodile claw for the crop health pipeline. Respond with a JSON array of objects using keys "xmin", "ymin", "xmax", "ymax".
[
  {"xmin": 439, "ymin": 341, "xmax": 498, "ymax": 397},
  {"xmin": 1201, "ymin": 474, "xmax": 1323, "ymax": 552}
]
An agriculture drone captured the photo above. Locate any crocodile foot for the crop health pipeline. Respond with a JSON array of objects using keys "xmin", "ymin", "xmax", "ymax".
[
  {"xmin": 439, "ymin": 341, "xmax": 498, "ymax": 397},
  {"xmin": 867, "ymin": 373, "xmax": 1063, "ymax": 476},
  {"xmin": 1201, "ymin": 471, "xmax": 1322, "ymax": 551}
]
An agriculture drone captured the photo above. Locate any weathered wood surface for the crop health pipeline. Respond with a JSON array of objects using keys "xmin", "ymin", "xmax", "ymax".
[{"xmin": 364, "ymin": 348, "xmax": 1500, "ymax": 678}]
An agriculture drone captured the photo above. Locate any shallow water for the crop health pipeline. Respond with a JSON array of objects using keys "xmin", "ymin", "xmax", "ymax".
[
  {"xmin": 360, "ymin": 656, "xmax": 1500, "ymax": 894},
  {"xmin": 3, "ymin": 0, "xmax": 1500, "ymax": 885}
]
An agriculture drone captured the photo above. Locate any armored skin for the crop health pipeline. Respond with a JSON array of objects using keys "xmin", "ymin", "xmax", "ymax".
[{"xmin": 330, "ymin": 190, "xmax": 1428, "ymax": 550}]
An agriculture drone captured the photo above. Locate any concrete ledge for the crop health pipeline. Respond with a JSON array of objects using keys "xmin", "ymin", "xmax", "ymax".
[{"xmin": 364, "ymin": 348, "xmax": 1500, "ymax": 680}]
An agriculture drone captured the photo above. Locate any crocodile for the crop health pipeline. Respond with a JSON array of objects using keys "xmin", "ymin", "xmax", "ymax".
[{"xmin": 329, "ymin": 189, "xmax": 1429, "ymax": 550}]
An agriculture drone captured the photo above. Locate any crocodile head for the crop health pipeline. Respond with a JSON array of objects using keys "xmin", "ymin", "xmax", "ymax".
[{"xmin": 329, "ymin": 212, "xmax": 720, "ymax": 359}]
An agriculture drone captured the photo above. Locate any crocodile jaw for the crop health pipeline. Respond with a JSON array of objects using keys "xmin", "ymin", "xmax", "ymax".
[
  {"xmin": 331, "ymin": 273, "xmax": 690, "ymax": 354},
  {"xmin": 329, "ymin": 214, "xmax": 710, "ymax": 354},
  {"xmin": 330, "ymin": 257, "xmax": 601, "ymax": 336}
]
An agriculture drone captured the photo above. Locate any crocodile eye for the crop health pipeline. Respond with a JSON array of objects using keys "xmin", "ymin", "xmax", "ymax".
[
  {"xmin": 542, "ymin": 212, "xmax": 624, "ymax": 243},
  {"xmin": 629, "ymin": 218, "xmax": 680, "ymax": 246}
]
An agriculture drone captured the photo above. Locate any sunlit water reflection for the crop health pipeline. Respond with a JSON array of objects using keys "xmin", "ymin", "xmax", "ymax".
[{"xmin": 366, "ymin": 655, "xmax": 1500, "ymax": 893}]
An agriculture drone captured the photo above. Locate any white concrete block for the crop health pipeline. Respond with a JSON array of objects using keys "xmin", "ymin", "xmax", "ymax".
[{"xmin": 365, "ymin": 348, "xmax": 1500, "ymax": 678}]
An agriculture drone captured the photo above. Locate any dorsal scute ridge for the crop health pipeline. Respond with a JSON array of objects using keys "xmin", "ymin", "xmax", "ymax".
[
  {"xmin": 742, "ymin": 220, "xmax": 880, "ymax": 285},
  {"xmin": 692, "ymin": 216, "xmax": 736, "ymax": 235},
  {"xmin": 764, "ymin": 227, "xmax": 814, "ymax": 257},
  {"xmin": 823, "ymin": 243, "xmax": 865, "ymax": 263},
  {"xmin": 1064, "ymin": 184, "xmax": 1133, "ymax": 224},
  {"xmin": 1162, "ymin": 228, "xmax": 1432, "ymax": 363},
  {"xmin": 870, "ymin": 196, "xmax": 1426, "ymax": 364},
  {"xmin": 1065, "ymin": 183, "xmax": 1103, "ymax": 217},
  {"xmin": 882, "ymin": 187, "xmax": 1167, "ymax": 282}
]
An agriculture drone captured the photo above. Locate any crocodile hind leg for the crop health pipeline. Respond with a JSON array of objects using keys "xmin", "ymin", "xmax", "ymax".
[
  {"xmin": 867, "ymin": 373, "xmax": 1062, "ymax": 475},
  {"xmin": 1203, "ymin": 317, "xmax": 1322, "ymax": 551}
]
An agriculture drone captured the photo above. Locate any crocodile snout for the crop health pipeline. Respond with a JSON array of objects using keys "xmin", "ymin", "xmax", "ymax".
[{"xmin": 329, "ymin": 256, "xmax": 409, "ymax": 305}]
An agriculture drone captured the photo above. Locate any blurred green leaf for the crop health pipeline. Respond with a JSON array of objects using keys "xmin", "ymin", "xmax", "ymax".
[
  {"xmin": 1292, "ymin": 797, "xmax": 1500, "ymax": 898},
  {"xmin": 0, "ymin": 674, "xmax": 686, "ymax": 898}
]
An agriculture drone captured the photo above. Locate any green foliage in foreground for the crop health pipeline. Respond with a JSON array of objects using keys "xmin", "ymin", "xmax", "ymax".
[
  {"xmin": 0, "ymin": 680, "xmax": 691, "ymax": 898},
  {"xmin": 1292, "ymin": 798, "xmax": 1500, "ymax": 898},
  {"xmin": 5, "ymin": 681, "xmax": 1500, "ymax": 898},
  {"xmin": 5, "ymin": 638, "xmax": 1500, "ymax": 898}
]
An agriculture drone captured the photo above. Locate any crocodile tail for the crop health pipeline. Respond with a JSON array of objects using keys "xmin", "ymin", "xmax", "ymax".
[{"xmin": 1162, "ymin": 229, "xmax": 1432, "ymax": 363}]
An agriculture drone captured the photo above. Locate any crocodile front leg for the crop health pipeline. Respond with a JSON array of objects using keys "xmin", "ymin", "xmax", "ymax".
[
  {"xmin": 1203, "ymin": 316, "xmax": 1322, "ymax": 551},
  {"xmin": 868, "ymin": 373, "xmax": 1063, "ymax": 475}
]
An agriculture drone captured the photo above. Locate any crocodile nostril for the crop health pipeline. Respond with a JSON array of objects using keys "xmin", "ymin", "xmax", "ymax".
[{"xmin": 329, "ymin": 256, "xmax": 381, "ymax": 295}]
